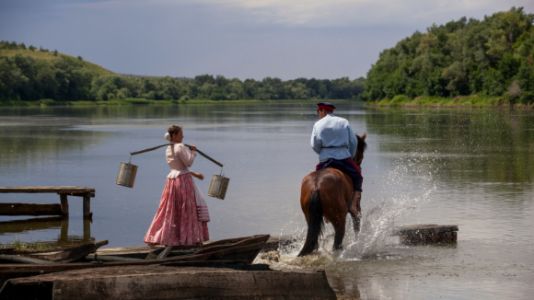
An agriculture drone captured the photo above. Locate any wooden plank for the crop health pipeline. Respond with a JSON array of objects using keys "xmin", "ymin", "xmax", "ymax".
[
  {"xmin": 0, "ymin": 248, "xmax": 15, "ymax": 255},
  {"xmin": 0, "ymin": 266, "xmax": 336, "ymax": 300},
  {"xmin": 60, "ymin": 191, "xmax": 95, "ymax": 198},
  {"xmin": 28, "ymin": 240, "xmax": 108, "ymax": 263},
  {"xmin": 0, "ymin": 203, "xmax": 64, "ymax": 216},
  {"xmin": 0, "ymin": 235, "xmax": 269, "ymax": 284},
  {"xmin": 0, "ymin": 186, "xmax": 95, "ymax": 195},
  {"xmin": 0, "ymin": 254, "xmax": 57, "ymax": 265}
]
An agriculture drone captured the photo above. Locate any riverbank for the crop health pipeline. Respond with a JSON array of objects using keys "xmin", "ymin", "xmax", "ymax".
[
  {"xmin": 3, "ymin": 96, "xmax": 533, "ymax": 109},
  {"xmin": 367, "ymin": 95, "xmax": 534, "ymax": 110}
]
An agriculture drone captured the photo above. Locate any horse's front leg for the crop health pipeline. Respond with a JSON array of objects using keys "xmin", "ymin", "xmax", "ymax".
[{"xmin": 333, "ymin": 219, "xmax": 346, "ymax": 250}]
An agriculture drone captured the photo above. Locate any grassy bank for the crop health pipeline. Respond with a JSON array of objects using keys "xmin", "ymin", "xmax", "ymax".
[{"xmin": 367, "ymin": 95, "xmax": 534, "ymax": 109}]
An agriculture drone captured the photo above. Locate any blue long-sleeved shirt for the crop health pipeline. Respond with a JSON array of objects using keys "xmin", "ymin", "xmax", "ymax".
[{"xmin": 311, "ymin": 114, "xmax": 357, "ymax": 162}]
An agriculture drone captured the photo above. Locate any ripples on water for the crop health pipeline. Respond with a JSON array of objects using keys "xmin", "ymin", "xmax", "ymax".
[{"xmin": 2, "ymin": 105, "xmax": 534, "ymax": 299}]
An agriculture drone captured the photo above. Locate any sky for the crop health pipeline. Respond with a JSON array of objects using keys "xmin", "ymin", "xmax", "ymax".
[{"xmin": 1, "ymin": 0, "xmax": 533, "ymax": 80}]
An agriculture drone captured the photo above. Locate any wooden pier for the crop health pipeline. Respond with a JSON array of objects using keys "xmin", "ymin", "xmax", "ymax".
[{"xmin": 0, "ymin": 186, "xmax": 95, "ymax": 218}]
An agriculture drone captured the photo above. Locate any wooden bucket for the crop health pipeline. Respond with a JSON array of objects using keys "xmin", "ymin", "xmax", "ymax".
[
  {"xmin": 208, "ymin": 175, "xmax": 230, "ymax": 200},
  {"xmin": 116, "ymin": 162, "xmax": 138, "ymax": 188}
]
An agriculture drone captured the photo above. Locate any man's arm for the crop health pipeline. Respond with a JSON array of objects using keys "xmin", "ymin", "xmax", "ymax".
[
  {"xmin": 347, "ymin": 123, "xmax": 357, "ymax": 157},
  {"xmin": 311, "ymin": 125, "xmax": 322, "ymax": 154}
]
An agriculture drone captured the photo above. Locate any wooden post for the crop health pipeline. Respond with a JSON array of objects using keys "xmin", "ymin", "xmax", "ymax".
[
  {"xmin": 83, "ymin": 218, "xmax": 91, "ymax": 241},
  {"xmin": 59, "ymin": 194, "xmax": 69, "ymax": 216},
  {"xmin": 82, "ymin": 194, "xmax": 91, "ymax": 218},
  {"xmin": 60, "ymin": 218, "xmax": 69, "ymax": 242}
]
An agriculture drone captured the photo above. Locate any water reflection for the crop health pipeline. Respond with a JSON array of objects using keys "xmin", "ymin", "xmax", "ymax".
[
  {"xmin": 0, "ymin": 128, "xmax": 108, "ymax": 170},
  {"xmin": 0, "ymin": 216, "xmax": 92, "ymax": 246},
  {"xmin": 365, "ymin": 108, "xmax": 534, "ymax": 186}
]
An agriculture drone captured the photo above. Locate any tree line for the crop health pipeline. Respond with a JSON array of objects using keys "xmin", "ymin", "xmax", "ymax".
[
  {"xmin": 2, "ymin": 7, "xmax": 533, "ymax": 104},
  {"xmin": 364, "ymin": 7, "xmax": 534, "ymax": 104},
  {"xmin": 0, "ymin": 41, "xmax": 364, "ymax": 102}
]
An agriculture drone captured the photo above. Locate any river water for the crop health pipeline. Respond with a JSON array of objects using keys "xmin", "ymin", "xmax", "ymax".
[{"xmin": 1, "ymin": 103, "xmax": 533, "ymax": 299}]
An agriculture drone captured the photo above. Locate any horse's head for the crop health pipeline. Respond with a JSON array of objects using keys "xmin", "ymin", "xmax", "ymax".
[{"xmin": 354, "ymin": 133, "xmax": 367, "ymax": 166}]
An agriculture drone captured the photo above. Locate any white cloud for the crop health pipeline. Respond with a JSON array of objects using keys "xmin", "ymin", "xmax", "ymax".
[
  {"xmin": 190, "ymin": 0, "xmax": 534, "ymax": 27},
  {"xmin": 65, "ymin": 0, "xmax": 534, "ymax": 27}
]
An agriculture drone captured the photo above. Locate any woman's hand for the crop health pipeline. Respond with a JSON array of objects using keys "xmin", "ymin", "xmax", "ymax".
[
  {"xmin": 189, "ymin": 145, "xmax": 197, "ymax": 152},
  {"xmin": 191, "ymin": 172, "xmax": 204, "ymax": 180}
]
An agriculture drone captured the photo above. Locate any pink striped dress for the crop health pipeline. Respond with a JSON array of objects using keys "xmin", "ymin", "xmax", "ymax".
[{"xmin": 144, "ymin": 143, "xmax": 209, "ymax": 246}]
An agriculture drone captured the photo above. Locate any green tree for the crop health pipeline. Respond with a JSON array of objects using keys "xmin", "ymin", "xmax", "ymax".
[{"xmin": 364, "ymin": 7, "xmax": 534, "ymax": 103}]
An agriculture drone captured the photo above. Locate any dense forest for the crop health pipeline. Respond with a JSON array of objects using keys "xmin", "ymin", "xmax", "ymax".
[
  {"xmin": 364, "ymin": 7, "xmax": 534, "ymax": 104},
  {"xmin": 0, "ymin": 41, "xmax": 364, "ymax": 102}
]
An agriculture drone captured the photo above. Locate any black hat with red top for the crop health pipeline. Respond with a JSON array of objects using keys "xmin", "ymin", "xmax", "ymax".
[{"xmin": 316, "ymin": 102, "xmax": 336, "ymax": 112}]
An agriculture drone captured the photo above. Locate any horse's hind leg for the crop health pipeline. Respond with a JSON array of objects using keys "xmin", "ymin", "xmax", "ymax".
[
  {"xmin": 351, "ymin": 214, "xmax": 361, "ymax": 233},
  {"xmin": 349, "ymin": 191, "xmax": 362, "ymax": 233},
  {"xmin": 333, "ymin": 220, "xmax": 346, "ymax": 250}
]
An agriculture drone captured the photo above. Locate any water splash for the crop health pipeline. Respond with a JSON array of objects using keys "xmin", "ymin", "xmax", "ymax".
[
  {"xmin": 254, "ymin": 214, "xmax": 338, "ymax": 270},
  {"xmin": 341, "ymin": 153, "xmax": 438, "ymax": 259},
  {"xmin": 257, "ymin": 153, "xmax": 439, "ymax": 268}
]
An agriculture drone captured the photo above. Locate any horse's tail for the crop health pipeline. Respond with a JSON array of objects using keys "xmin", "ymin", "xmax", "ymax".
[{"xmin": 298, "ymin": 190, "xmax": 323, "ymax": 256}]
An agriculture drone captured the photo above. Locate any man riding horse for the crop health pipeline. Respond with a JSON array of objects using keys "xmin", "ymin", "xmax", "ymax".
[{"xmin": 311, "ymin": 102, "xmax": 363, "ymax": 231}]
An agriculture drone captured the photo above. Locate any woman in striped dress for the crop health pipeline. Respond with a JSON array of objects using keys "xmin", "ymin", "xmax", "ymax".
[{"xmin": 144, "ymin": 125, "xmax": 209, "ymax": 246}]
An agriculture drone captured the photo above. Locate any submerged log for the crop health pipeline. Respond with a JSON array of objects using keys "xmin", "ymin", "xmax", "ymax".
[
  {"xmin": 0, "ymin": 265, "xmax": 336, "ymax": 300},
  {"xmin": 394, "ymin": 224, "xmax": 458, "ymax": 245}
]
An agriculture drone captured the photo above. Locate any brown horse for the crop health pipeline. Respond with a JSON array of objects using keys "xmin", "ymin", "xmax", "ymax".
[{"xmin": 298, "ymin": 134, "xmax": 367, "ymax": 256}]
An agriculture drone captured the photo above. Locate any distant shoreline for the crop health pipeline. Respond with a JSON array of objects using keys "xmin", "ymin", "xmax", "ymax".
[
  {"xmin": 367, "ymin": 95, "xmax": 534, "ymax": 110},
  {"xmin": 1, "ymin": 97, "xmax": 533, "ymax": 110},
  {"xmin": 0, "ymin": 98, "xmax": 322, "ymax": 108}
]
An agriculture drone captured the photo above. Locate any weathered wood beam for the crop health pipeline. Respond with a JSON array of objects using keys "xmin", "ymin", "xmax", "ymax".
[
  {"xmin": 0, "ymin": 186, "xmax": 94, "ymax": 196},
  {"xmin": 0, "ymin": 203, "xmax": 64, "ymax": 216},
  {"xmin": 0, "ymin": 266, "xmax": 337, "ymax": 300},
  {"xmin": 28, "ymin": 240, "xmax": 108, "ymax": 263},
  {"xmin": 0, "ymin": 254, "xmax": 57, "ymax": 265}
]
